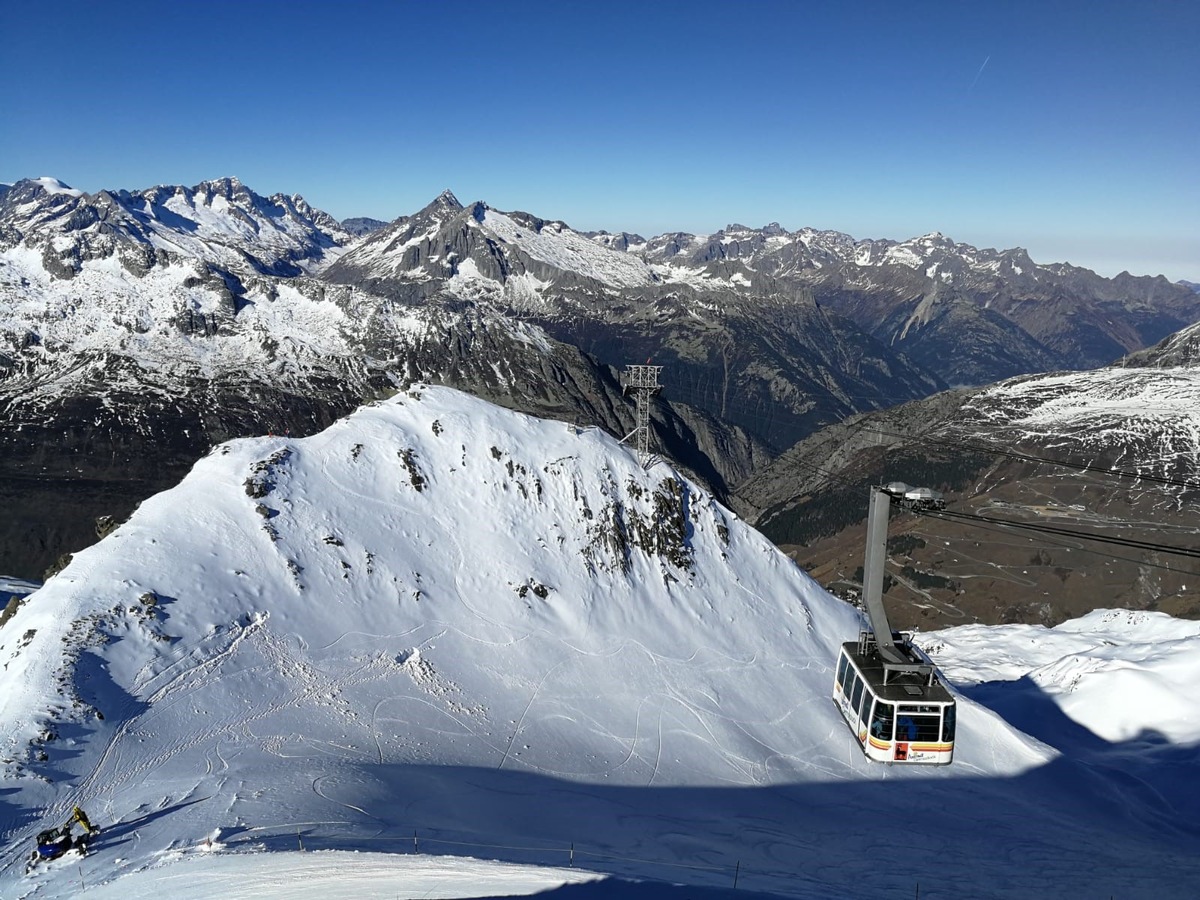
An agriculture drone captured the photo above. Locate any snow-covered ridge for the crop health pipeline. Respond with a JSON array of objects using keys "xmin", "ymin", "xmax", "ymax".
[
  {"xmin": 0, "ymin": 386, "xmax": 893, "ymax": 781},
  {"xmin": 478, "ymin": 208, "xmax": 658, "ymax": 289},
  {"xmin": 0, "ymin": 228, "xmax": 562, "ymax": 404},
  {"xmin": 0, "ymin": 176, "xmax": 353, "ymax": 279},
  {"xmin": 0, "ymin": 242, "xmax": 366, "ymax": 395},
  {"xmin": 955, "ymin": 364, "xmax": 1200, "ymax": 471},
  {"xmin": 6, "ymin": 178, "xmax": 1188, "ymax": 299},
  {"xmin": 1129, "ymin": 316, "xmax": 1200, "ymax": 367},
  {"xmin": 635, "ymin": 221, "xmax": 1044, "ymax": 287},
  {"xmin": 29, "ymin": 177, "xmax": 83, "ymax": 198},
  {"xmin": 414, "ymin": 199, "xmax": 1072, "ymax": 299}
]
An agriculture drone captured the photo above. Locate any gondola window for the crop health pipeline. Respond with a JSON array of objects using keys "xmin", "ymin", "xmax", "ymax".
[{"xmin": 870, "ymin": 701, "xmax": 895, "ymax": 739}]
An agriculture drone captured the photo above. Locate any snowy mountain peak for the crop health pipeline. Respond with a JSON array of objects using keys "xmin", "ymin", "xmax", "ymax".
[
  {"xmin": 195, "ymin": 175, "xmax": 247, "ymax": 196},
  {"xmin": 30, "ymin": 176, "xmax": 84, "ymax": 197},
  {"xmin": 326, "ymin": 194, "xmax": 665, "ymax": 296},
  {"xmin": 0, "ymin": 178, "xmax": 85, "ymax": 211},
  {"xmin": 407, "ymin": 189, "xmax": 464, "ymax": 223},
  {"xmin": 0, "ymin": 385, "xmax": 1045, "ymax": 786}
]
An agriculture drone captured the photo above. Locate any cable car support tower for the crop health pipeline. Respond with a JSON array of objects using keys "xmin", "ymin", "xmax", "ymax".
[{"xmin": 621, "ymin": 364, "xmax": 663, "ymax": 465}]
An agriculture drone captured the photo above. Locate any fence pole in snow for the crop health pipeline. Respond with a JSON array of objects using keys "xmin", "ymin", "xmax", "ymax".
[
  {"xmin": 915, "ymin": 883, "xmax": 919, "ymax": 899},
  {"xmin": 570, "ymin": 842, "xmax": 574, "ymax": 866},
  {"xmin": 413, "ymin": 829, "xmax": 418, "ymax": 854},
  {"xmin": 733, "ymin": 860, "xmax": 740, "ymax": 888}
]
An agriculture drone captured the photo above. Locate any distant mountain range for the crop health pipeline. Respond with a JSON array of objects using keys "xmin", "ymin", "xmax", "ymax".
[
  {"xmin": 323, "ymin": 190, "xmax": 1198, "ymax": 391},
  {"xmin": 0, "ymin": 175, "xmax": 349, "ymax": 277},
  {"xmin": 2, "ymin": 175, "xmax": 1199, "ymax": 626}
]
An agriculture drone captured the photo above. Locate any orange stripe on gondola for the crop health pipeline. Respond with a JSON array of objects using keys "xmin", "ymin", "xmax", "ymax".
[{"xmin": 869, "ymin": 737, "xmax": 952, "ymax": 752}]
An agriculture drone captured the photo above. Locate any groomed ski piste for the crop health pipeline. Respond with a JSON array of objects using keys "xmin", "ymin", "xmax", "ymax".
[{"xmin": 0, "ymin": 386, "xmax": 1196, "ymax": 899}]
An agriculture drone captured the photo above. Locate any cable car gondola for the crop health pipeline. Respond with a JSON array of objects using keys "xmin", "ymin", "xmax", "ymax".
[{"xmin": 832, "ymin": 482, "xmax": 956, "ymax": 765}]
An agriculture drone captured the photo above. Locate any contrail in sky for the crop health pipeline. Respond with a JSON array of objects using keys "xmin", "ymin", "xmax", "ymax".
[{"xmin": 969, "ymin": 55, "xmax": 991, "ymax": 92}]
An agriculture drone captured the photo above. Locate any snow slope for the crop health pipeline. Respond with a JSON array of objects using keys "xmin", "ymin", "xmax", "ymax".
[
  {"xmin": 0, "ymin": 388, "xmax": 1194, "ymax": 899},
  {"xmin": 0, "ymin": 246, "xmax": 354, "ymax": 383},
  {"xmin": 478, "ymin": 208, "xmax": 657, "ymax": 289},
  {"xmin": 924, "ymin": 609, "xmax": 1200, "ymax": 744},
  {"xmin": 960, "ymin": 365, "xmax": 1200, "ymax": 458}
]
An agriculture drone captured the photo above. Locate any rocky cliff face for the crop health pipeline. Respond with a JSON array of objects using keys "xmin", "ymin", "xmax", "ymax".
[
  {"xmin": 1125, "ymin": 318, "xmax": 1200, "ymax": 368},
  {"xmin": 340, "ymin": 216, "xmax": 388, "ymax": 237}
]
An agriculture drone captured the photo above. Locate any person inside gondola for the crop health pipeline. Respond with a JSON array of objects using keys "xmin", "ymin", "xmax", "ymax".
[{"xmin": 897, "ymin": 715, "xmax": 918, "ymax": 741}]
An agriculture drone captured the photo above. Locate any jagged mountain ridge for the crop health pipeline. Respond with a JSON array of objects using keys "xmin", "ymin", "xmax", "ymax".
[
  {"xmin": 323, "ymin": 191, "xmax": 946, "ymax": 453},
  {"xmin": 324, "ymin": 189, "xmax": 1199, "ymax": 442},
  {"xmin": 734, "ymin": 342, "xmax": 1200, "ymax": 628},
  {"xmin": 630, "ymin": 223, "xmax": 1200, "ymax": 383},
  {"xmin": 0, "ymin": 176, "xmax": 351, "ymax": 279}
]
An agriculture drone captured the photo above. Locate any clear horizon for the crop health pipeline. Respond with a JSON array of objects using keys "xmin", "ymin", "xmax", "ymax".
[{"xmin": 3, "ymin": 0, "xmax": 1196, "ymax": 281}]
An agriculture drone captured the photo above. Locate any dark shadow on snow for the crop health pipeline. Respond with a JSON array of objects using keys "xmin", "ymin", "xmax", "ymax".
[
  {"xmin": 958, "ymin": 674, "xmax": 1200, "ymax": 826},
  {"xmin": 494, "ymin": 880, "xmax": 784, "ymax": 900},
  {"xmin": 209, "ymin": 726, "xmax": 1200, "ymax": 900},
  {"xmin": 0, "ymin": 788, "xmax": 34, "ymax": 844},
  {"xmin": 2, "ymin": 673, "xmax": 1198, "ymax": 899},
  {"xmin": 97, "ymin": 795, "xmax": 211, "ymax": 844}
]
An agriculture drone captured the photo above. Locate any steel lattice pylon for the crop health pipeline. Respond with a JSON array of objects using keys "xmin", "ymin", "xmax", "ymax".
[{"xmin": 622, "ymin": 364, "xmax": 663, "ymax": 464}]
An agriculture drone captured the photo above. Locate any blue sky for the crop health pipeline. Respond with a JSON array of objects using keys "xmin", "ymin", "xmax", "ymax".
[{"xmin": 3, "ymin": 0, "xmax": 1196, "ymax": 280}]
